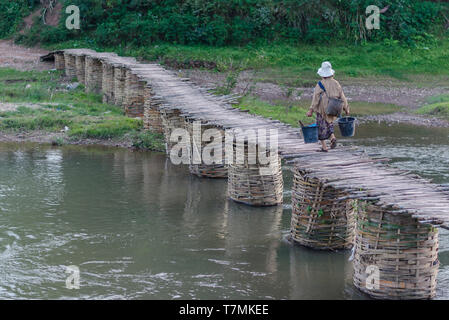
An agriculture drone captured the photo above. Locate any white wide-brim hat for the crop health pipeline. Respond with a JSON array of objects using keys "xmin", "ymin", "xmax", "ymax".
[{"xmin": 317, "ymin": 61, "xmax": 335, "ymax": 77}]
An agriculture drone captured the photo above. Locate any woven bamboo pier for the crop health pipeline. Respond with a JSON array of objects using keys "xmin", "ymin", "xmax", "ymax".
[
  {"xmin": 42, "ymin": 49, "xmax": 449, "ymax": 299},
  {"xmin": 143, "ymin": 85, "xmax": 164, "ymax": 134},
  {"xmin": 53, "ymin": 51, "xmax": 65, "ymax": 70},
  {"xmin": 160, "ymin": 107, "xmax": 185, "ymax": 155},
  {"xmin": 353, "ymin": 203, "xmax": 439, "ymax": 299},
  {"xmin": 228, "ymin": 140, "xmax": 283, "ymax": 206},
  {"xmin": 63, "ymin": 52, "xmax": 76, "ymax": 79},
  {"xmin": 102, "ymin": 61, "xmax": 115, "ymax": 104},
  {"xmin": 184, "ymin": 118, "xmax": 228, "ymax": 179},
  {"xmin": 124, "ymin": 69, "xmax": 146, "ymax": 117},
  {"xmin": 291, "ymin": 166, "xmax": 356, "ymax": 250}
]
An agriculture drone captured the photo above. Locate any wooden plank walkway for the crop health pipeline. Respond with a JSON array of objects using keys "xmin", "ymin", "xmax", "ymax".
[{"xmin": 45, "ymin": 49, "xmax": 449, "ymax": 229}]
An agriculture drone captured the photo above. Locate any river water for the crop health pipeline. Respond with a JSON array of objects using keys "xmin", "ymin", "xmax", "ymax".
[{"xmin": 0, "ymin": 122, "xmax": 448, "ymax": 299}]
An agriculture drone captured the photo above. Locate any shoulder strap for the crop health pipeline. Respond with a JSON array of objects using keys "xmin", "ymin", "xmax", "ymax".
[
  {"xmin": 318, "ymin": 81, "xmax": 326, "ymax": 92},
  {"xmin": 318, "ymin": 81, "xmax": 328, "ymax": 98}
]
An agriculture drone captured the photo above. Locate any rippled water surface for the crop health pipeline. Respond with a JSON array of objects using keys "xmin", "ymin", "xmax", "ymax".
[{"xmin": 0, "ymin": 122, "xmax": 448, "ymax": 299}]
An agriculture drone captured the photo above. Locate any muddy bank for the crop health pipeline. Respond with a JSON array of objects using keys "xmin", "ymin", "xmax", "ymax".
[
  {"xmin": 0, "ymin": 131, "xmax": 136, "ymax": 149},
  {"xmin": 359, "ymin": 112, "xmax": 449, "ymax": 128}
]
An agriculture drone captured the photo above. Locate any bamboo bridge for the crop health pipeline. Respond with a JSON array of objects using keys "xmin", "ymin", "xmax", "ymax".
[{"xmin": 42, "ymin": 49, "xmax": 449, "ymax": 300}]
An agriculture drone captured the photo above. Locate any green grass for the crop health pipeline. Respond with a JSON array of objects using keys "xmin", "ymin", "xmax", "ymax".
[
  {"xmin": 425, "ymin": 94, "xmax": 449, "ymax": 105},
  {"xmin": 416, "ymin": 94, "xmax": 449, "ymax": 120},
  {"xmin": 234, "ymin": 96, "xmax": 403, "ymax": 127},
  {"xmin": 235, "ymin": 96, "xmax": 310, "ymax": 127},
  {"xmin": 347, "ymin": 101, "xmax": 403, "ymax": 116},
  {"xmin": 44, "ymin": 38, "xmax": 449, "ymax": 86},
  {"xmin": 131, "ymin": 131, "xmax": 166, "ymax": 151},
  {"xmin": 0, "ymin": 67, "xmax": 164, "ymax": 150}
]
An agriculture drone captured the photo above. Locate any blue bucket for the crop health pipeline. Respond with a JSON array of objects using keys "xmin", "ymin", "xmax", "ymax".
[
  {"xmin": 301, "ymin": 123, "xmax": 318, "ymax": 144},
  {"xmin": 338, "ymin": 117, "xmax": 356, "ymax": 137}
]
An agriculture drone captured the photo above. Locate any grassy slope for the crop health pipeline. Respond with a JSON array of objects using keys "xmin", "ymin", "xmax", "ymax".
[
  {"xmin": 45, "ymin": 39, "xmax": 449, "ymax": 86},
  {"xmin": 416, "ymin": 94, "xmax": 449, "ymax": 120},
  {"xmin": 0, "ymin": 68, "xmax": 164, "ymax": 150}
]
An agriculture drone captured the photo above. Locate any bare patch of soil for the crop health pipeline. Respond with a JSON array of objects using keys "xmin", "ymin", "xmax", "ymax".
[
  {"xmin": 20, "ymin": 1, "xmax": 62, "ymax": 34},
  {"xmin": 21, "ymin": 8, "xmax": 41, "ymax": 34},
  {"xmin": 0, "ymin": 40, "xmax": 52, "ymax": 71},
  {"xmin": 0, "ymin": 102, "xmax": 45, "ymax": 112},
  {"xmin": 179, "ymin": 69, "xmax": 449, "ymax": 109},
  {"xmin": 44, "ymin": 1, "xmax": 63, "ymax": 27}
]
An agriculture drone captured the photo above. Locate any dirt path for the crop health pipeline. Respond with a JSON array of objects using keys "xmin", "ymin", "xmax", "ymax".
[
  {"xmin": 180, "ymin": 69, "xmax": 449, "ymax": 109},
  {"xmin": 0, "ymin": 40, "xmax": 52, "ymax": 71},
  {"xmin": 179, "ymin": 69, "xmax": 449, "ymax": 127},
  {"xmin": 0, "ymin": 102, "xmax": 46, "ymax": 112}
]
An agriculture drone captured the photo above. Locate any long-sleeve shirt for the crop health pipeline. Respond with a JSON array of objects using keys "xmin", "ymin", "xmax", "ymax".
[{"xmin": 309, "ymin": 77, "xmax": 349, "ymax": 123}]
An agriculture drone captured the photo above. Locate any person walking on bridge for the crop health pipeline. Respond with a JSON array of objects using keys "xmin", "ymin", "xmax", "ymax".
[{"xmin": 306, "ymin": 61, "xmax": 349, "ymax": 152}]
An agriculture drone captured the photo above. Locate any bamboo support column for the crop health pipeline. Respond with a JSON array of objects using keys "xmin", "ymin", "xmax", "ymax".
[
  {"xmin": 143, "ymin": 85, "xmax": 164, "ymax": 133},
  {"xmin": 85, "ymin": 56, "xmax": 103, "ymax": 94},
  {"xmin": 353, "ymin": 203, "xmax": 439, "ymax": 300},
  {"xmin": 160, "ymin": 108, "xmax": 185, "ymax": 155},
  {"xmin": 124, "ymin": 70, "xmax": 145, "ymax": 117},
  {"xmin": 102, "ymin": 61, "xmax": 115, "ymax": 104},
  {"xmin": 63, "ymin": 53, "xmax": 77, "ymax": 79},
  {"xmin": 184, "ymin": 119, "xmax": 228, "ymax": 179},
  {"xmin": 75, "ymin": 55, "xmax": 86, "ymax": 85},
  {"xmin": 113, "ymin": 65, "xmax": 127, "ymax": 107},
  {"xmin": 228, "ymin": 140, "xmax": 283, "ymax": 206},
  {"xmin": 54, "ymin": 52, "xmax": 65, "ymax": 70},
  {"xmin": 290, "ymin": 167, "xmax": 356, "ymax": 250}
]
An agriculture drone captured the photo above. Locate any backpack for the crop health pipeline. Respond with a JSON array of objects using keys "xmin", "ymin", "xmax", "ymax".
[{"xmin": 318, "ymin": 81, "xmax": 343, "ymax": 117}]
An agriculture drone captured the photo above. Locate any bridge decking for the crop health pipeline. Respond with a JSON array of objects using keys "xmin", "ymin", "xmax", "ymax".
[{"xmin": 44, "ymin": 49, "xmax": 449, "ymax": 229}]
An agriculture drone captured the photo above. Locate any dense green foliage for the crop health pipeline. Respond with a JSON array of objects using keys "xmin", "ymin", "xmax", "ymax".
[
  {"xmin": 131, "ymin": 131, "xmax": 165, "ymax": 151},
  {"xmin": 14, "ymin": 0, "xmax": 448, "ymax": 47},
  {"xmin": 0, "ymin": 0, "xmax": 39, "ymax": 37}
]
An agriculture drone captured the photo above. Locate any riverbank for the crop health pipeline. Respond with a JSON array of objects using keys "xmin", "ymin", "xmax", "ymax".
[
  {"xmin": 44, "ymin": 40, "xmax": 449, "ymax": 127},
  {"xmin": 1, "ymin": 39, "xmax": 449, "ymax": 132},
  {"xmin": 0, "ymin": 66, "xmax": 165, "ymax": 151}
]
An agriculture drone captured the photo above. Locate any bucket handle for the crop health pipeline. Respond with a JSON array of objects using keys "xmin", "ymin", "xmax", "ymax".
[{"xmin": 338, "ymin": 115, "xmax": 358, "ymax": 126}]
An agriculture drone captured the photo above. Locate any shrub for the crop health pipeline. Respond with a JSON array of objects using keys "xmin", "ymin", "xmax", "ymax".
[
  {"xmin": 0, "ymin": 0, "xmax": 39, "ymax": 38},
  {"xmin": 15, "ymin": 0, "xmax": 448, "ymax": 47}
]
